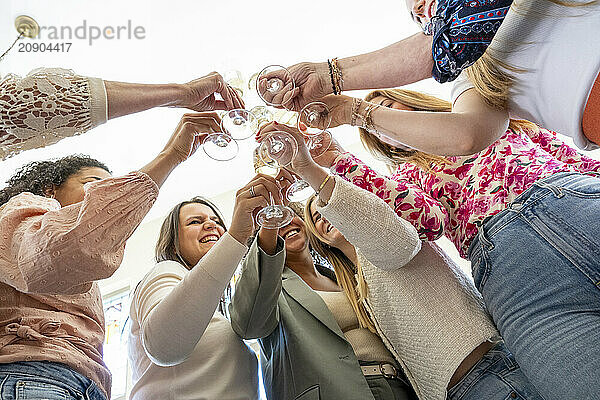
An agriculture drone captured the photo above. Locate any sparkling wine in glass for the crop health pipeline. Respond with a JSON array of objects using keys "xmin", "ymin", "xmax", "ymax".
[
  {"xmin": 250, "ymin": 106, "xmax": 274, "ymax": 128},
  {"xmin": 224, "ymin": 70, "xmax": 246, "ymax": 97},
  {"xmin": 253, "ymin": 146, "xmax": 279, "ymax": 177}
]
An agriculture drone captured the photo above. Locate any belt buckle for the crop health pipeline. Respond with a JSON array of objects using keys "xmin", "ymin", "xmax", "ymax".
[{"xmin": 379, "ymin": 362, "xmax": 398, "ymax": 379}]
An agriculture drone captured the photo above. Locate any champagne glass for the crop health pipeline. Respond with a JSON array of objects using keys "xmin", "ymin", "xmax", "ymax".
[
  {"xmin": 259, "ymin": 131, "xmax": 298, "ymax": 167},
  {"xmin": 285, "ymin": 174, "xmax": 315, "ymax": 202},
  {"xmin": 221, "ymin": 109, "xmax": 258, "ymax": 140},
  {"xmin": 297, "ymin": 101, "xmax": 333, "ymax": 157},
  {"xmin": 248, "ymin": 71, "xmax": 259, "ymax": 93},
  {"xmin": 255, "ymin": 131, "xmax": 297, "ymax": 228},
  {"xmin": 203, "ymin": 133, "xmax": 239, "ymax": 161},
  {"xmin": 298, "ymin": 101, "xmax": 332, "ymax": 136},
  {"xmin": 256, "ymin": 65, "xmax": 295, "ymax": 108}
]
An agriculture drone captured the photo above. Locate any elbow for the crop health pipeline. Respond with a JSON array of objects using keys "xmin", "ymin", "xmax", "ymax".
[
  {"xmin": 230, "ymin": 308, "xmax": 278, "ymax": 340},
  {"xmin": 456, "ymin": 121, "xmax": 506, "ymax": 156},
  {"xmin": 457, "ymin": 129, "xmax": 487, "ymax": 155},
  {"xmin": 230, "ymin": 319, "xmax": 256, "ymax": 340},
  {"xmin": 142, "ymin": 328, "xmax": 190, "ymax": 367}
]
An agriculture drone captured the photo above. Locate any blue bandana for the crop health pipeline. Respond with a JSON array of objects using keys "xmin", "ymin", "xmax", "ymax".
[{"xmin": 427, "ymin": 0, "xmax": 513, "ymax": 83}]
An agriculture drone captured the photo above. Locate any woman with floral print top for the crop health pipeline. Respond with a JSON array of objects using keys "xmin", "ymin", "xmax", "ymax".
[
  {"xmin": 332, "ymin": 126, "xmax": 600, "ymax": 257},
  {"xmin": 309, "ymin": 88, "xmax": 600, "ymax": 400}
]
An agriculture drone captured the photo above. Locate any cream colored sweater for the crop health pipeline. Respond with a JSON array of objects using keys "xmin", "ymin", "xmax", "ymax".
[
  {"xmin": 318, "ymin": 176, "xmax": 499, "ymax": 400},
  {"xmin": 127, "ymin": 233, "xmax": 259, "ymax": 400},
  {"xmin": 0, "ymin": 68, "xmax": 107, "ymax": 160}
]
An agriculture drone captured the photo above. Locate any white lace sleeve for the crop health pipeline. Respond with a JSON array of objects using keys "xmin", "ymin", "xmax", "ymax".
[{"xmin": 0, "ymin": 68, "xmax": 107, "ymax": 160}]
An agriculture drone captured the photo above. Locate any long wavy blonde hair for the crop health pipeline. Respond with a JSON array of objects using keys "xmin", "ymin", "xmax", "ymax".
[
  {"xmin": 360, "ymin": 88, "xmax": 537, "ymax": 171},
  {"xmin": 303, "ymin": 195, "xmax": 377, "ymax": 334}
]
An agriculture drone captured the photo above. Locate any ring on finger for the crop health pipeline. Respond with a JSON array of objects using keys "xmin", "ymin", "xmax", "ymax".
[{"xmin": 249, "ymin": 185, "xmax": 256, "ymax": 197}]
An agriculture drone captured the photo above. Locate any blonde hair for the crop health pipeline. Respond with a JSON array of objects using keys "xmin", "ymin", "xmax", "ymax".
[
  {"xmin": 304, "ymin": 196, "xmax": 377, "ymax": 334},
  {"xmin": 361, "ymin": 88, "xmax": 539, "ymax": 171},
  {"xmin": 361, "ymin": 89, "xmax": 449, "ymax": 171}
]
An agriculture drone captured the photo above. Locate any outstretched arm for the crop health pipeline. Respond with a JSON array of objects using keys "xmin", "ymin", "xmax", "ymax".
[{"xmin": 0, "ymin": 69, "xmax": 242, "ymax": 160}]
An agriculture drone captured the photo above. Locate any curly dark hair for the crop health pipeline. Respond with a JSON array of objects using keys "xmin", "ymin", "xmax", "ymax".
[{"xmin": 0, "ymin": 155, "xmax": 111, "ymax": 206}]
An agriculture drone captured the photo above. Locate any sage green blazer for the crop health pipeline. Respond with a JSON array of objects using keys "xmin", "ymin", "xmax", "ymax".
[{"xmin": 229, "ymin": 237, "xmax": 375, "ymax": 400}]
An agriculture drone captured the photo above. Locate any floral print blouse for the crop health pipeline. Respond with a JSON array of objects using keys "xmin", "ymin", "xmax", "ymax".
[{"xmin": 332, "ymin": 127, "xmax": 600, "ymax": 257}]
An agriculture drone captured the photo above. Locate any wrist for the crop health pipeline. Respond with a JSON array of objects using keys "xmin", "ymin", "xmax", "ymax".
[
  {"xmin": 164, "ymin": 83, "xmax": 189, "ymax": 108},
  {"xmin": 228, "ymin": 225, "xmax": 250, "ymax": 246},
  {"xmin": 316, "ymin": 62, "xmax": 334, "ymax": 96},
  {"xmin": 158, "ymin": 149, "xmax": 185, "ymax": 166},
  {"xmin": 343, "ymin": 98, "xmax": 355, "ymax": 125},
  {"xmin": 138, "ymin": 151, "xmax": 181, "ymax": 188}
]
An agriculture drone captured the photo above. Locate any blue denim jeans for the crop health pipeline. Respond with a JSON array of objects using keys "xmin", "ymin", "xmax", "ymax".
[
  {"xmin": 468, "ymin": 172, "xmax": 600, "ymax": 400},
  {"xmin": 447, "ymin": 341, "xmax": 543, "ymax": 400},
  {"xmin": 0, "ymin": 361, "xmax": 105, "ymax": 400}
]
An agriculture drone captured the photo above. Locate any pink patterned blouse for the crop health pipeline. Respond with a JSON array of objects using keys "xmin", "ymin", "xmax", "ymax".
[
  {"xmin": 0, "ymin": 172, "xmax": 158, "ymax": 399},
  {"xmin": 332, "ymin": 127, "xmax": 600, "ymax": 257}
]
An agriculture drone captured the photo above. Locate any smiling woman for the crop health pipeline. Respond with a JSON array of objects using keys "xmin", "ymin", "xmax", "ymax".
[
  {"xmin": 127, "ymin": 173, "xmax": 283, "ymax": 400},
  {"xmin": 230, "ymin": 204, "xmax": 419, "ymax": 400}
]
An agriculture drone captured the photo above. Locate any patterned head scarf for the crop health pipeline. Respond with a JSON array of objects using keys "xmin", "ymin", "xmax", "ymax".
[{"xmin": 427, "ymin": 0, "xmax": 513, "ymax": 82}]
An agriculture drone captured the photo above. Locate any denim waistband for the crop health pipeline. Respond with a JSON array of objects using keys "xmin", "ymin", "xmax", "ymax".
[
  {"xmin": 0, "ymin": 361, "xmax": 105, "ymax": 400},
  {"xmin": 467, "ymin": 171, "xmax": 599, "ymax": 261}
]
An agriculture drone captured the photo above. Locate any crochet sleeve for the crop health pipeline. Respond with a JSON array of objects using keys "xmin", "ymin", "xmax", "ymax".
[
  {"xmin": 0, "ymin": 68, "xmax": 107, "ymax": 160},
  {"xmin": 317, "ymin": 176, "xmax": 421, "ymax": 270},
  {"xmin": 331, "ymin": 153, "xmax": 449, "ymax": 241}
]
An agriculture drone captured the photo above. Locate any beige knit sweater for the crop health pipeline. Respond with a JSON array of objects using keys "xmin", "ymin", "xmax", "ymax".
[{"xmin": 318, "ymin": 176, "xmax": 499, "ymax": 400}]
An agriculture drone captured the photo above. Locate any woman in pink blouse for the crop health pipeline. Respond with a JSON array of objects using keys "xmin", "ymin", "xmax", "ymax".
[
  {"xmin": 0, "ymin": 112, "xmax": 224, "ymax": 400},
  {"xmin": 295, "ymin": 88, "xmax": 600, "ymax": 399}
]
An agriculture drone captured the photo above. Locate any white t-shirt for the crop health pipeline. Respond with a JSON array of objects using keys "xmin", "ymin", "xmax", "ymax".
[
  {"xmin": 451, "ymin": 0, "xmax": 600, "ymax": 150},
  {"xmin": 127, "ymin": 234, "xmax": 260, "ymax": 400}
]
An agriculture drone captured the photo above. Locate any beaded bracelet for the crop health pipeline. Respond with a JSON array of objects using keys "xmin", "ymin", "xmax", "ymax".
[
  {"xmin": 327, "ymin": 59, "xmax": 339, "ymax": 95},
  {"xmin": 330, "ymin": 57, "xmax": 344, "ymax": 94}
]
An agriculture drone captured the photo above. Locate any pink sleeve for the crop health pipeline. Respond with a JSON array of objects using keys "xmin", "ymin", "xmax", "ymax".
[
  {"xmin": 0, "ymin": 172, "xmax": 158, "ymax": 295},
  {"xmin": 331, "ymin": 153, "xmax": 449, "ymax": 241},
  {"xmin": 525, "ymin": 127, "xmax": 600, "ymax": 174}
]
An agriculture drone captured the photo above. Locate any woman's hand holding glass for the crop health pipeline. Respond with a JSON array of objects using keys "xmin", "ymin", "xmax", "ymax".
[
  {"xmin": 140, "ymin": 112, "xmax": 222, "ymax": 187},
  {"xmin": 267, "ymin": 62, "xmax": 332, "ymax": 112},
  {"xmin": 257, "ymin": 122, "xmax": 318, "ymax": 174},
  {"xmin": 228, "ymin": 174, "xmax": 284, "ymax": 244},
  {"xmin": 161, "ymin": 112, "xmax": 223, "ymax": 164},
  {"xmin": 257, "ymin": 122, "xmax": 337, "ymax": 204},
  {"xmin": 177, "ymin": 71, "xmax": 245, "ymax": 112}
]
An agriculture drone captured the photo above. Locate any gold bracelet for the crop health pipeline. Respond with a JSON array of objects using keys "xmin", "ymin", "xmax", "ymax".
[
  {"xmin": 364, "ymin": 104, "xmax": 381, "ymax": 137},
  {"xmin": 316, "ymin": 174, "xmax": 332, "ymax": 196},
  {"xmin": 350, "ymin": 98, "xmax": 363, "ymax": 127}
]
